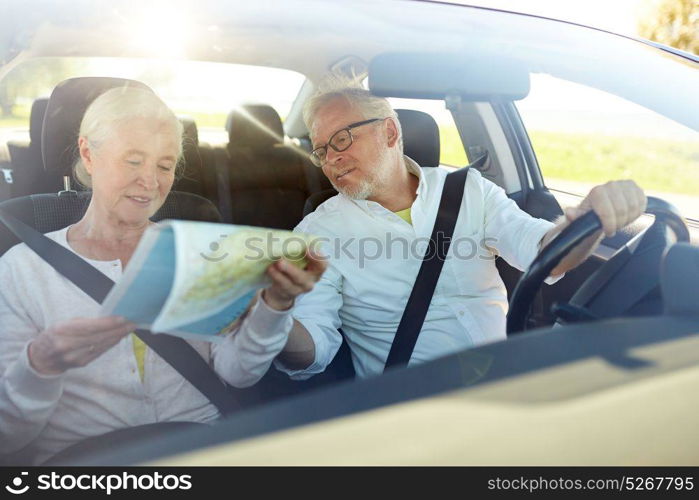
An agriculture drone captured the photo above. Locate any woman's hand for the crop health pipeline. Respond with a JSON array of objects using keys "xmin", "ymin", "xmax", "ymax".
[
  {"xmin": 262, "ymin": 249, "xmax": 327, "ymax": 311},
  {"xmin": 28, "ymin": 316, "xmax": 135, "ymax": 376}
]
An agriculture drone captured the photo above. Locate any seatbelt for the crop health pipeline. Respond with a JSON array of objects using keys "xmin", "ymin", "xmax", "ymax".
[
  {"xmin": 213, "ymin": 147, "xmax": 233, "ymax": 223},
  {"xmin": 0, "ymin": 210, "xmax": 240, "ymax": 416},
  {"xmin": 384, "ymin": 154, "xmax": 487, "ymax": 371}
]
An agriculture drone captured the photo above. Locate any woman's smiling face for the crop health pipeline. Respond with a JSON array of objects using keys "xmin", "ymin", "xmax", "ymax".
[{"xmin": 80, "ymin": 116, "xmax": 180, "ymax": 225}]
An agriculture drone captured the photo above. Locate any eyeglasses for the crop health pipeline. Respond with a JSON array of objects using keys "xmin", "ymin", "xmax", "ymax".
[{"xmin": 309, "ymin": 118, "xmax": 384, "ymax": 167}]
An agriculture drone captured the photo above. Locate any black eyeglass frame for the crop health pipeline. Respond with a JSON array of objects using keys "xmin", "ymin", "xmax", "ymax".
[{"xmin": 309, "ymin": 118, "xmax": 384, "ymax": 167}]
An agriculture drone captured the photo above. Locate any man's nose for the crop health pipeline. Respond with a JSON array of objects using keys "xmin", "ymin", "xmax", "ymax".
[{"xmin": 325, "ymin": 146, "xmax": 343, "ymax": 166}]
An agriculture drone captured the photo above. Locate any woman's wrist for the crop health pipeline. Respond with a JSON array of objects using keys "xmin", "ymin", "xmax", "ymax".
[{"xmin": 27, "ymin": 340, "xmax": 64, "ymax": 376}]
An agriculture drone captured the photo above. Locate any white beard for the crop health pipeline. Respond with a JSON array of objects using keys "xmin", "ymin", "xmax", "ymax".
[
  {"xmin": 332, "ymin": 178, "xmax": 372, "ymax": 200},
  {"xmin": 332, "ymin": 149, "xmax": 394, "ymax": 200}
]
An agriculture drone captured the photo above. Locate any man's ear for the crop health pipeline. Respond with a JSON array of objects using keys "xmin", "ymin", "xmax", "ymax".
[
  {"xmin": 385, "ymin": 117, "xmax": 400, "ymax": 148},
  {"xmin": 78, "ymin": 137, "xmax": 94, "ymax": 175}
]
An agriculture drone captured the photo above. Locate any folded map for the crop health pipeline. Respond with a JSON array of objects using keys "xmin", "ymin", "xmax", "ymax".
[{"xmin": 101, "ymin": 220, "xmax": 315, "ymax": 342}]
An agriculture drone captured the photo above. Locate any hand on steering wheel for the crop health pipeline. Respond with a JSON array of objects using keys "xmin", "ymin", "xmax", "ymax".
[{"xmin": 506, "ymin": 197, "xmax": 690, "ymax": 334}]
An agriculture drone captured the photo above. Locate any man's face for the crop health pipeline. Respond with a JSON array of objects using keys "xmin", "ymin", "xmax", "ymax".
[{"xmin": 310, "ymin": 97, "xmax": 392, "ymax": 200}]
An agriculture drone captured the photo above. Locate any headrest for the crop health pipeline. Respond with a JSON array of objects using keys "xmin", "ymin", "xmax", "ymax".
[
  {"xmin": 661, "ymin": 243, "xmax": 699, "ymax": 315},
  {"xmin": 42, "ymin": 77, "xmax": 151, "ymax": 177},
  {"xmin": 179, "ymin": 116, "xmax": 199, "ymax": 147},
  {"xmin": 226, "ymin": 104, "xmax": 284, "ymax": 151},
  {"xmin": 396, "ymin": 109, "xmax": 440, "ymax": 167},
  {"xmin": 29, "ymin": 98, "xmax": 49, "ymax": 144}
]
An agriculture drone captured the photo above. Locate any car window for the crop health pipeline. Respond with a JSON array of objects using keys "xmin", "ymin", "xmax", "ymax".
[
  {"xmin": 386, "ymin": 97, "xmax": 469, "ymax": 168},
  {"xmin": 516, "ymin": 73, "xmax": 699, "ymax": 220},
  {"xmin": 0, "ymin": 57, "xmax": 305, "ymax": 148}
]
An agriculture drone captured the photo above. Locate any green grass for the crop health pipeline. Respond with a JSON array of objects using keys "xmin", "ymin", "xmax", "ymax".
[
  {"xmin": 439, "ymin": 125, "xmax": 469, "ymax": 166},
  {"xmin": 173, "ymin": 110, "xmax": 229, "ymax": 129},
  {"xmin": 0, "ymin": 103, "xmax": 31, "ymax": 128},
  {"xmin": 438, "ymin": 125, "xmax": 698, "ymax": 196},
  {"xmin": 528, "ymin": 131, "xmax": 699, "ymax": 196},
  {"xmin": 0, "ymin": 107, "xmax": 231, "ymax": 130}
]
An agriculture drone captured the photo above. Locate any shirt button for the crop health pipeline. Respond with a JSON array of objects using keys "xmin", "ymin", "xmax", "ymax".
[{"xmin": 459, "ymin": 311, "xmax": 465, "ymax": 316}]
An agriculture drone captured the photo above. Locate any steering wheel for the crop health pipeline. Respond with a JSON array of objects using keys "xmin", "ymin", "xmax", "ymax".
[{"xmin": 506, "ymin": 197, "xmax": 690, "ymax": 334}]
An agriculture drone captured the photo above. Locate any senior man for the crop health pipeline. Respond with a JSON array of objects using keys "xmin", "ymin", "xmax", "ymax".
[{"xmin": 272, "ymin": 83, "xmax": 646, "ymax": 379}]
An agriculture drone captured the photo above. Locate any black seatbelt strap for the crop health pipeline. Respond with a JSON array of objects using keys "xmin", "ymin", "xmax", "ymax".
[
  {"xmin": 213, "ymin": 148, "xmax": 233, "ymax": 223},
  {"xmin": 384, "ymin": 154, "xmax": 487, "ymax": 371},
  {"xmin": 0, "ymin": 210, "xmax": 240, "ymax": 416}
]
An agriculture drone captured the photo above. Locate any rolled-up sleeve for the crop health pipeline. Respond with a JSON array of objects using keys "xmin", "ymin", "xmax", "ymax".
[
  {"xmin": 274, "ymin": 220, "xmax": 344, "ymax": 380},
  {"xmin": 480, "ymin": 176, "xmax": 563, "ymax": 284},
  {"xmin": 275, "ymin": 265, "xmax": 344, "ymax": 380},
  {"xmin": 212, "ymin": 291, "xmax": 294, "ymax": 388}
]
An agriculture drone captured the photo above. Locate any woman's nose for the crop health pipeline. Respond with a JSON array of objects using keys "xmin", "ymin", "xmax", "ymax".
[{"xmin": 138, "ymin": 164, "xmax": 159, "ymax": 189}]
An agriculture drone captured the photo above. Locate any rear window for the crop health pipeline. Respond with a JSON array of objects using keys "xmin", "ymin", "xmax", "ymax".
[
  {"xmin": 0, "ymin": 57, "xmax": 306, "ymax": 151},
  {"xmin": 387, "ymin": 97, "xmax": 469, "ymax": 168}
]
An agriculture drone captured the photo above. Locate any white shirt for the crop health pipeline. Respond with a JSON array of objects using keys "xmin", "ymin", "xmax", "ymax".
[
  {"xmin": 283, "ymin": 156, "xmax": 557, "ymax": 379},
  {"xmin": 0, "ymin": 226, "xmax": 293, "ymax": 464}
]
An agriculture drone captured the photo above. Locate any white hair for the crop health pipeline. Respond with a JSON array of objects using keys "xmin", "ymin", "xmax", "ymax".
[
  {"xmin": 73, "ymin": 87, "xmax": 183, "ymax": 188},
  {"xmin": 303, "ymin": 75, "xmax": 403, "ymax": 152}
]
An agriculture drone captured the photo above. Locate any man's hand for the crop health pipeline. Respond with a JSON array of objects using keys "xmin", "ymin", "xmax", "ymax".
[
  {"xmin": 262, "ymin": 249, "xmax": 328, "ymax": 311},
  {"xmin": 542, "ymin": 180, "xmax": 646, "ymax": 276},
  {"xmin": 565, "ymin": 180, "xmax": 647, "ymax": 237}
]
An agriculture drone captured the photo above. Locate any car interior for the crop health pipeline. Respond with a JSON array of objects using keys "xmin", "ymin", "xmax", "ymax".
[{"xmin": 0, "ymin": 0, "xmax": 697, "ymax": 465}]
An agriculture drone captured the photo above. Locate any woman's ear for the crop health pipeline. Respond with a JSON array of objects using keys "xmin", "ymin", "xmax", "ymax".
[
  {"xmin": 78, "ymin": 137, "xmax": 94, "ymax": 175},
  {"xmin": 385, "ymin": 117, "xmax": 399, "ymax": 148}
]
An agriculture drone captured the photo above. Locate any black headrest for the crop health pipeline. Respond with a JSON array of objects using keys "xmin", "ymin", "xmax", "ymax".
[
  {"xmin": 179, "ymin": 116, "xmax": 199, "ymax": 147},
  {"xmin": 29, "ymin": 98, "xmax": 49, "ymax": 145},
  {"xmin": 662, "ymin": 243, "xmax": 699, "ymax": 315},
  {"xmin": 396, "ymin": 109, "xmax": 440, "ymax": 167},
  {"xmin": 226, "ymin": 104, "xmax": 284, "ymax": 151},
  {"xmin": 0, "ymin": 191, "xmax": 221, "ymax": 258},
  {"xmin": 42, "ymin": 77, "xmax": 152, "ymax": 178}
]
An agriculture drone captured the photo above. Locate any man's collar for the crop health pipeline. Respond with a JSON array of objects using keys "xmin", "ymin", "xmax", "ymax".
[{"xmin": 403, "ymin": 155, "xmax": 428, "ymax": 199}]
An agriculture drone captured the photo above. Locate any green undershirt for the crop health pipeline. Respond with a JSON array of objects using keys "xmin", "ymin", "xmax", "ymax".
[
  {"xmin": 131, "ymin": 333, "xmax": 146, "ymax": 381},
  {"xmin": 394, "ymin": 207, "xmax": 412, "ymax": 225}
]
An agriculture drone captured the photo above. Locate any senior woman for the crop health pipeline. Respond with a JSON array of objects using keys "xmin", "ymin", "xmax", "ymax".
[{"xmin": 0, "ymin": 87, "xmax": 326, "ymax": 464}]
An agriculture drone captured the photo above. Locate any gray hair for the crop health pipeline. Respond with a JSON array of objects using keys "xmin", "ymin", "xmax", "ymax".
[
  {"xmin": 303, "ymin": 76, "xmax": 403, "ymax": 152},
  {"xmin": 73, "ymin": 87, "xmax": 184, "ymax": 188}
]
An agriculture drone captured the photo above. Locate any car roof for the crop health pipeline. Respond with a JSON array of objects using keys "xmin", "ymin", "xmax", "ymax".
[
  {"xmin": 3, "ymin": 0, "xmax": 696, "ymax": 135},
  {"xmin": 3, "ymin": 0, "xmax": 694, "ymax": 75}
]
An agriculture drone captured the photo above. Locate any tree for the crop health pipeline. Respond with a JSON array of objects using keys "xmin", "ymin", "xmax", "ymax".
[{"xmin": 638, "ymin": 0, "xmax": 698, "ymax": 55}]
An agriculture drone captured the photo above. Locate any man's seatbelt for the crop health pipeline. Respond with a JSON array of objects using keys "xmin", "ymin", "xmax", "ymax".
[
  {"xmin": 384, "ymin": 154, "xmax": 487, "ymax": 371},
  {"xmin": 0, "ymin": 211, "xmax": 240, "ymax": 416}
]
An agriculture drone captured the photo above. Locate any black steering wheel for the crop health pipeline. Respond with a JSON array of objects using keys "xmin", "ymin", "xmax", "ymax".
[{"xmin": 506, "ymin": 197, "xmax": 690, "ymax": 334}]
